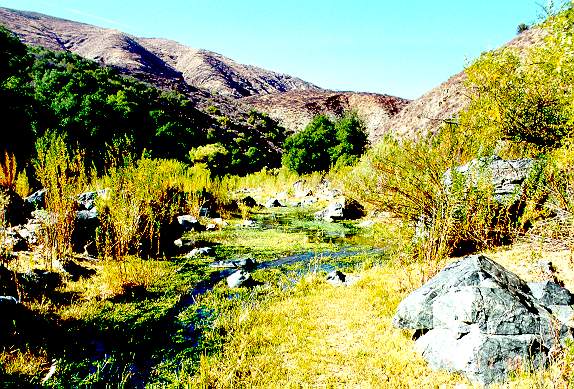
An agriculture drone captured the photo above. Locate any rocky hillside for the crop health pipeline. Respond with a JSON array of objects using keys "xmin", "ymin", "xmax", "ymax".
[
  {"xmin": 376, "ymin": 27, "xmax": 545, "ymax": 141},
  {"xmin": 0, "ymin": 7, "xmax": 412, "ymax": 141},
  {"xmin": 0, "ymin": 7, "xmax": 319, "ymax": 98},
  {"xmin": 243, "ymin": 91, "xmax": 410, "ymax": 141}
]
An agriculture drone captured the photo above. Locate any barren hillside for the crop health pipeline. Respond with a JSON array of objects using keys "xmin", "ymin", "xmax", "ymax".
[{"xmin": 243, "ymin": 91, "xmax": 410, "ymax": 141}]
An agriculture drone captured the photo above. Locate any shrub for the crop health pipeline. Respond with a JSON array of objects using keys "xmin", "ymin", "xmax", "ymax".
[
  {"xmin": 34, "ymin": 132, "xmax": 85, "ymax": 265},
  {"xmin": 349, "ymin": 125, "xmax": 525, "ymax": 269},
  {"xmin": 462, "ymin": 9, "xmax": 574, "ymax": 150}
]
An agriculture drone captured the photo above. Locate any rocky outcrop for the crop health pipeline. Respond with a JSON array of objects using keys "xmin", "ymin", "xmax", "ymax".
[
  {"xmin": 393, "ymin": 255, "xmax": 574, "ymax": 386},
  {"xmin": 443, "ymin": 156, "xmax": 535, "ymax": 202}
]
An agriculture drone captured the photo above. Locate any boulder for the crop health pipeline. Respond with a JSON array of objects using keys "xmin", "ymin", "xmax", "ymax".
[
  {"xmin": 528, "ymin": 281, "xmax": 574, "ymax": 306},
  {"xmin": 443, "ymin": 156, "xmax": 534, "ymax": 202},
  {"xmin": 415, "ymin": 326, "xmax": 545, "ymax": 387},
  {"xmin": 326, "ymin": 270, "xmax": 346, "ymax": 286},
  {"xmin": 265, "ymin": 198, "xmax": 284, "ymax": 208},
  {"xmin": 176, "ymin": 215, "xmax": 205, "ymax": 232},
  {"xmin": 73, "ymin": 208, "xmax": 99, "ymax": 254},
  {"xmin": 211, "ymin": 257, "xmax": 256, "ymax": 270},
  {"xmin": 315, "ymin": 202, "xmax": 344, "ymax": 222},
  {"xmin": 314, "ymin": 198, "xmax": 365, "ymax": 222},
  {"xmin": 240, "ymin": 196, "xmax": 258, "ymax": 208},
  {"xmin": 226, "ymin": 269, "xmax": 252, "ymax": 288},
  {"xmin": 77, "ymin": 189, "xmax": 108, "ymax": 211},
  {"xmin": 393, "ymin": 254, "xmax": 574, "ymax": 385},
  {"xmin": 184, "ymin": 247, "xmax": 212, "ymax": 258},
  {"xmin": 24, "ymin": 189, "xmax": 46, "ymax": 209}
]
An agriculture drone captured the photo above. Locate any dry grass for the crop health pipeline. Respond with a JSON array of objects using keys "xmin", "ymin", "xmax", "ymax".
[
  {"xmin": 0, "ymin": 348, "xmax": 50, "ymax": 380},
  {"xmin": 0, "ymin": 151, "xmax": 17, "ymax": 190},
  {"xmin": 188, "ymin": 266, "xmax": 467, "ymax": 388}
]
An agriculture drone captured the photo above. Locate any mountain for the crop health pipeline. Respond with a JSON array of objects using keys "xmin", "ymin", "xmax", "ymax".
[
  {"xmin": 242, "ymin": 90, "xmax": 410, "ymax": 140},
  {"xmin": 0, "ymin": 7, "xmax": 410, "ymax": 142},
  {"xmin": 0, "ymin": 7, "xmax": 319, "ymax": 98},
  {"xmin": 376, "ymin": 26, "xmax": 545, "ymax": 141}
]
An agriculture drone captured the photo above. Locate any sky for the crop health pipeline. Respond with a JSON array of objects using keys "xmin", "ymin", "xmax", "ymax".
[{"xmin": 0, "ymin": 0, "xmax": 548, "ymax": 99}]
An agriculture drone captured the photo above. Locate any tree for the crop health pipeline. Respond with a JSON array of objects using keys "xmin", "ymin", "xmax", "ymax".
[{"xmin": 282, "ymin": 113, "xmax": 368, "ymax": 174}]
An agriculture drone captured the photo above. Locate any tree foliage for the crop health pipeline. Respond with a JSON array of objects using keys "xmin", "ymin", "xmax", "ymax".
[
  {"xmin": 0, "ymin": 28, "xmax": 286, "ymax": 175},
  {"xmin": 282, "ymin": 112, "xmax": 368, "ymax": 174}
]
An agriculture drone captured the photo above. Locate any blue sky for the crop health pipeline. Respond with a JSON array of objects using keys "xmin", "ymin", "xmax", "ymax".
[{"xmin": 0, "ymin": 0, "xmax": 546, "ymax": 99}]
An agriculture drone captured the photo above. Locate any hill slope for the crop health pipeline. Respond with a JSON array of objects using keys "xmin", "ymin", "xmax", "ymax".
[
  {"xmin": 0, "ymin": 7, "xmax": 411, "ymax": 142},
  {"xmin": 243, "ymin": 90, "xmax": 410, "ymax": 141},
  {"xmin": 0, "ymin": 7, "xmax": 319, "ymax": 98},
  {"xmin": 376, "ymin": 27, "xmax": 545, "ymax": 141}
]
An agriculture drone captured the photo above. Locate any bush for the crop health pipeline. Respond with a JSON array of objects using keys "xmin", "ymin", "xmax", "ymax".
[
  {"xmin": 282, "ymin": 112, "xmax": 368, "ymax": 174},
  {"xmin": 349, "ymin": 125, "xmax": 527, "ymax": 268},
  {"xmin": 34, "ymin": 132, "xmax": 85, "ymax": 265},
  {"xmin": 462, "ymin": 9, "xmax": 574, "ymax": 150}
]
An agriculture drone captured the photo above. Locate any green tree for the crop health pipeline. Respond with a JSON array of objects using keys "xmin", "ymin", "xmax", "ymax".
[{"xmin": 282, "ymin": 113, "xmax": 368, "ymax": 174}]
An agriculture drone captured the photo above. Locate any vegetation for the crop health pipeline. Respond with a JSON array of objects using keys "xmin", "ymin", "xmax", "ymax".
[
  {"xmin": 4, "ymin": 4, "xmax": 574, "ymax": 388},
  {"xmin": 0, "ymin": 27, "xmax": 285, "ymax": 176},
  {"xmin": 282, "ymin": 112, "xmax": 368, "ymax": 174}
]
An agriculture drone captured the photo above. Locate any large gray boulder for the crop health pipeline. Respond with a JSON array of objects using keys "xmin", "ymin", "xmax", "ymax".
[
  {"xmin": 314, "ymin": 198, "xmax": 365, "ymax": 222},
  {"xmin": 393, "ymin": 254, "xmax": 574, "ymax": 385},
  {"xmin": 443, "ymin": 156, "xmax": 534, "ymax": 202}
]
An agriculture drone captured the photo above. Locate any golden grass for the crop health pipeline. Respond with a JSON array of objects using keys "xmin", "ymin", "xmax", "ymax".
[
  {"xmin": 188, "ymin": 265, "xmax": 468, "ymax": 388},
  {"xmin": 0, "ymin": 348, "xmax": 50, "ymax": 379}
]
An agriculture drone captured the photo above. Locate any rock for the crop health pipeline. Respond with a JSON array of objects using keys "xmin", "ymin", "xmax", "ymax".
[
  {"xmin": 211, "ymin": 257, "xmax": 256, "ymax": 270},
  {"xmin": 184, "ymin": 247, "xmax": 212, "ymax": 258},
  {"xmin": 315, "ymin": 202, "xmax": 344, "ymax": 222},
  {"xmin": 176, "ymin": 215, "xmax": 205, "ymax": 232},
  {"xmin": 314, "ymin": 198, "xmax": 365, "ymax": 222},
  {"xmin": 226, "ymin": 269, "xmax": 252, "ymax": 288},
  {"xmin": 1, "ymin": 228, "xmax": 28, "ymax": 251},
  {"xmin": 326, "ymin": 270, "xmax": 346, "ymax": 286},
  {"xmin": 528, "ymin": 281, "xmax": 574, "ymax": 306},
  {"xmin": 325, "ymin": 270, "xmax": 359, "ymax": 286},
  {"xmin": 393, "ymin": 254, "xmax": 574, "ymax": 385},
  {"xmin": 443, "ymin": 156, "xmax": 534, "ymax": 202},
  {"xmin": 77, "ymin": 189, "xmax": 107, "ymax": 211},
  {"xmin": 415, "ymin": 325, "xmax": 545, "ymax": 386},
  {"xmin": 240, "ymin": 196, "xmax": 257, "ymax": 208},
  {"xmin": 73, "ymin": 208, "xmax": 99, "ymax": 254},
  {"xmin": 241, "ymin": 219, "xmax": 257, "ymax": 228},
  {"xmin": 174, "ymin": 238, "xmax": 195, "ymax": 249},
  {"xmin": 549, "ymin": 305, "xmax": 574, "ymax": 327},
  {"xmin": 393, "ymin": 255, "xmax": 531, "ymax": 330},
  {"xmin": 265, "ymin": 198, "xmax": 284, "ymax": 208},
  {"xmin": 24, "ymin": 189, "xmax": 46, "ymax": 210},
  {"xmin": 0, "ymin": 295, "xmax": 18, "ymax": 305},
  {"xmin": 300, "ymin": 196, "xmax": 317, "ymax": 206}
]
